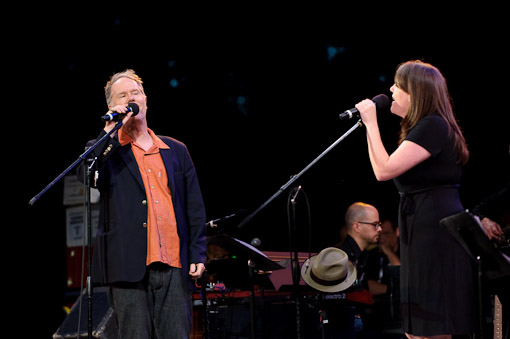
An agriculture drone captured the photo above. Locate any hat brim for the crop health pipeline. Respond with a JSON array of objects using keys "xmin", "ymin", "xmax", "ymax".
[{"xmin": 300, "ymin": 256, "xmax": 357, "ymax": 293}]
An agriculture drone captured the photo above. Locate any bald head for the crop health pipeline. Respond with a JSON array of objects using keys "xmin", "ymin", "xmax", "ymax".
[
  {"xmin": 345, "ymin": 202, "xmax": 377, "ymax": 229},
  {"xmin": 344, "ymin": 202, "xmax": 381, "ymax": 251}
]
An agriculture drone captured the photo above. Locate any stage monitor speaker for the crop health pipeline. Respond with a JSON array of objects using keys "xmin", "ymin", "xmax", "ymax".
[{"xmin": 53, "ymin": 287, "xmax": 118, "ymax": 339}]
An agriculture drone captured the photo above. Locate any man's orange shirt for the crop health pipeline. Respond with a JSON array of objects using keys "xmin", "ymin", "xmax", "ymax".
[{"xmin": 119, "ymin": 128, "xmax": 181, "ymax": 268}]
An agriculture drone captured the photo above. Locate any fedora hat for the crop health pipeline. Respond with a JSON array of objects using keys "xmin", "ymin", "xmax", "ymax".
[{"xmin": 301, "ymin": 247, "xmax": 357, "ymax": 293}]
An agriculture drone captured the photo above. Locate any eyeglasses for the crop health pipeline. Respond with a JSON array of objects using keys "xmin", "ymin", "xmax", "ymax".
[{"xmin": 357, "ymin": 221, "xmax": 382, "ymax": 229}]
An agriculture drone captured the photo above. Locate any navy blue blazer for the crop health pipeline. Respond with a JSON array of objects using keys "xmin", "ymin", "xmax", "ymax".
[{"xmin": 78, "ymin": 130, "xmax": 207, "ymax": 288}]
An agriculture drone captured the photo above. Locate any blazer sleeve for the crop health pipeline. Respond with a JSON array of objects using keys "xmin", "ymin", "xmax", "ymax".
[{"xmin": 180, "ymin": 143, "xmax": 207, "ymax": 266}]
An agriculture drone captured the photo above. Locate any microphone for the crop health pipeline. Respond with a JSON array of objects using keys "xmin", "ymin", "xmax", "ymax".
[
  {"xmin": 290, "ymin": 185, "xmax": 302, "ymax": 203},
  {"xmin": 205, "ymin": 209, "xmax": 248, "ymax": 227},
  {"xmin": 101, "ymin": 102, "xmax": 140, "ymax": 122},
  {"xmin": 339, "ymin": 94, "xmax": 390, "ymax": 120}
]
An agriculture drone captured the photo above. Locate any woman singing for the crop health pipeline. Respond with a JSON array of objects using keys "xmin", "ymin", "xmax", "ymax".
[{"xmin": 355, "ymin": 60, "xmax": 476, "ymax": 339}]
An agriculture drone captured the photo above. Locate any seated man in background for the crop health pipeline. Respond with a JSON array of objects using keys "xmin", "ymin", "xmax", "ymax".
[{"xmin": 365, "ymin": 218, "xmax": 403, "ymax": 335}]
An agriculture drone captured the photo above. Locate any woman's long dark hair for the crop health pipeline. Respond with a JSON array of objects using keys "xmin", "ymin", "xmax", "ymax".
[{"xmin": 395, "ymin": 60, "xmax": 469, "ymax": 165}]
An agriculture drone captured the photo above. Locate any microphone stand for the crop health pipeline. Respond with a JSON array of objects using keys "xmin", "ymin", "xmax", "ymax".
[
  {"xmin": 28, "ymin": 121, "xmax": 123, "ymax": 206},
  {"xmin": 29, "ymin": 121, "xmax": 124, "ymax": 338},
  {"xmin": 236, "ymin": 119, "xmax": 363, "ymax": 338},
  {"xmin": 289, "ymin": 186, "xmax": 303, "ymax": 338},
  {"xmin": 237, "ymin": 119, "xmax": 363, "ymax": 230},
  {"xmin": 84, "ymin": 156, "xmax": 95, "ymax": 338}
]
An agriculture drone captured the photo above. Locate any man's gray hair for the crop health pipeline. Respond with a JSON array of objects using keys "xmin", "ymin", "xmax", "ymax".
[{"xmin": 104, "ymin": 69, "xmax": 144, "ymax": 106}]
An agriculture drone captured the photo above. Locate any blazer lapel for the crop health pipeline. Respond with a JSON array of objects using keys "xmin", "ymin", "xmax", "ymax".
[{"xmin": 118, "ymin": 145, "xmax": 145, "ymax": 190}]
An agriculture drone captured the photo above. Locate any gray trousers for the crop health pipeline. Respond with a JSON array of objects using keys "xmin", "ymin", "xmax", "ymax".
[{"xmin": 108, "ymin": 264, "xmax": 192, "ymax": 339}]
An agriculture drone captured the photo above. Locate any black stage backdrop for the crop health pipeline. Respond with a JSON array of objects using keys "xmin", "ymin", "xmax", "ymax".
[{"xmin": 9, "ymin": 7, "xmax": 509, "ymax": 336}]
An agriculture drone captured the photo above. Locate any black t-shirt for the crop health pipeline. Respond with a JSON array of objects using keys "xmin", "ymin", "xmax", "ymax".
[
  {"xmin": 338, "ymin": 234, "xmax": 368, "ymax": 287},
  {"xmin": 395, "ymin": 114, "xmax": 462, "ymax": 191}
]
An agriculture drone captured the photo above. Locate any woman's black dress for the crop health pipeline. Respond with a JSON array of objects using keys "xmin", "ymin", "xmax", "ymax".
[{"xmin": 394, "ymin": 114, "xmax": 476, "ymax": 336}]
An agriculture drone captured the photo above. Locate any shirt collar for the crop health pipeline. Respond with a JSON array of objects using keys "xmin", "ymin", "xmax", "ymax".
[
  {"xmin": 342, "ymin": 234, "xmax": 363, "ymax": 262},
  {"xmin": 118, "ymin": 128, "xmax": 170, "ymax": 150}
]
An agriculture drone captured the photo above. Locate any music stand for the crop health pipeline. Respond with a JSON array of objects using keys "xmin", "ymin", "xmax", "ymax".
[
  {"xmin": 206, "ymin": 234, "xmax": 285, "ymax": 339},
  {"xmin": 440, "ymin": 210, "xmax": 510, "ymax": 338},
  {"xmin": 440, "ymin": 210, "xmax": 509, "ymax": 280}
]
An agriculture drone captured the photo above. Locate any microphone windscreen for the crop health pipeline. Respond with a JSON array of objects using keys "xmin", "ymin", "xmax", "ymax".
[
  {"xmin": 372, "ymin": 94, "xmax": 390, "ymax": 111},
  {"xmin": 128, "ymin": 102, "xmax": 140, "ymax": 116}
]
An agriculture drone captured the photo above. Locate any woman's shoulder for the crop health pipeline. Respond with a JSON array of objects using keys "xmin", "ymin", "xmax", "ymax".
[
  {"xmin": 406, "ymin": 113, "xmax": 449, "ymax": 156},
  {"xmin": 411, "ymin": 113, "xmax": 448, "ymax": 136},
  {"xmin": 419, "ymin": 113, "xmax": 446, "ymax": 127}
]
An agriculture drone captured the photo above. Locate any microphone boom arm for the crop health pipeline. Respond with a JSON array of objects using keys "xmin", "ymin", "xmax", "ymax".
[
  {"xmin": 28, "ymin": 120, "xmax": 124, "ymax": 205},
  {"xmin": 237, "ymin": 119, "xmax": 363, "ymax": 229}
]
